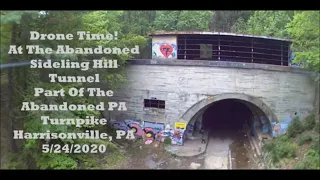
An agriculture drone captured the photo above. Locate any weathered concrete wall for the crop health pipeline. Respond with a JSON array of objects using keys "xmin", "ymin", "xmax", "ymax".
[
  {"xmin": 152, "ymin": 36, "xmax": 177, "ymax": 59},
  {"xmin": 107, "ymin": 60, "xmax": 317, "ymax": 126}
]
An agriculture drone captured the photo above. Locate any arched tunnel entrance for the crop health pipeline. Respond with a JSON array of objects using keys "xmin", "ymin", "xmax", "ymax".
[
  {"xmin": 182, "ymin": 94, "xmax": 277, "ymax": 169},
  {"xmin": 201, "ymin": 99, "xmax": 258, "ymax": 169}
]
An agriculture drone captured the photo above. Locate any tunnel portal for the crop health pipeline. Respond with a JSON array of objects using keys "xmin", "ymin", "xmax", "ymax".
[
  {"xmin": 202, "ymin": 99, "xmax": 253, "ymax": 133},
  {"xmin": 187, "ymin": 98, "xmax": 273, "ymax": 169}
]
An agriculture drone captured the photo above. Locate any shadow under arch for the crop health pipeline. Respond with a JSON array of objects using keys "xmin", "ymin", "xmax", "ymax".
[{"xmin": 179, "ymin": 93, "xmax": 279, "ymax": 125}]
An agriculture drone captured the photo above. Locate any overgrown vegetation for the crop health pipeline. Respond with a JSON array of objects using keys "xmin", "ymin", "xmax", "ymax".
[
  {"xmin": 263, "ymin": 113, "xmax": 320, "ymax": 169},
  {"xmin": 1, "ymin": 11, "xmax": 146, "ymax": 169},
  {"xmin": 287, "ymin": 117, "xmax": 305, "ymax": 138},
  {"xmin": 164, "ymin": 137, "xmax": 172, "ymax": 145},
  {"xmin": 1, "ymin": 10, "xmax": 319, "ymax": 169}
]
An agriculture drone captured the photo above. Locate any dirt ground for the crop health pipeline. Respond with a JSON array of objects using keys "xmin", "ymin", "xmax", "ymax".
[
  {"xmin": 111, "ymin": 132, "xmax": 261, "ymax": 170},
  {"xmin": 116, "ymin": 140, "xmax": 206, "ymax": 169}
]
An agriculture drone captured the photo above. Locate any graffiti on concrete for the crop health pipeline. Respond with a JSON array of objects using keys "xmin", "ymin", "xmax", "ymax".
[
  {"xmin": 251, "ymin": 116, "xmax": 272, "ymax": 137},
  {"xmin": 109, "ymin": 119, "xmax": 165, "ymax": 140},
  {"xmin": 157, "ymin": 125, "xmax": 185, "ymax": 145},
  {"xmin": 172, "ymin": 122, "xmax": 187, "ymax": 145},
  {"xmin": 172, "ymin": 129, "xmax": 185, "ymax": 145},
  {"xmin": 109, "ymin": 120, "xmax": 142, "ymax": 134},
  {"xmin": 143, "ymin": 121, "xmax": 165, "ymax": 140},
  {"xmin": 109, "ymin": 120, "xmax": 185, "ymax": 145},
  {"xmin": 127, "ymin": 120, "xmax": 145, "ymax": 136},
  {"xmin": 271, "ymin": 113, "xmax": 302, "ymax": 137},
  {"xmin": 186, "ymin": 124, "xmax": 194, "ymax": 134},
  {"xmin": 271, "ymin": 112, "xmax": 307, "ymax": 137},
  {"xmin": 260, "ymin": 116, "xmax": 269, "ymax": 134},
  {"xmin": 174, "ymin": 122, "xmax": 187, "ymax": 130},
  {"xmin": 152, "ymin": 43, "xmax": 177, "ymax": 59},
  {"xmin": 144, "ymin": 121, "xmax": 165, "ymax": 133}
]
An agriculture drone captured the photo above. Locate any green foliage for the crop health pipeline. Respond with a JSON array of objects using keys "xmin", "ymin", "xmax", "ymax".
[
  {"xmin": 154, "ymin": 11, "xmax": 212, "ymax": 31},
  {"xmin": 164, "ymin": 137, "xmax": 172, "ymax": 145},
  {"xmin": 315, "ymin": 121, "xmax": 320, "ymax": 133},
  {"xmin": 295, "ymin": 149, "xmax": 320, "ymax": 169},
  {"xmin": 287, "ymin": 117, "xmax": 305, "ymax": 138},
  {"xmin": 0, "ymin": 24, "xmax": 11, "ymax": 63},
  {"xmin": 0, "ymin": 11, "xmax": 39, "ymax": 63},
  {"xmin": 6, "ymin": 153, "xmax": 28, "ymax": 169},
  {"xmin": 263, "ymin": 135, "xmax": 298, "ymax": 163},
  {"xmin": 1, "ymin": 11, "xmax": 135, "ymax": 169},
  {"xmin": 1, "ymin": 10, "xmax": 319, "ymax": 169},
  {"xmin": 213, "ymin": 11, "xmax": 253, "ymax": 32},
  {"xmin": 311, "ymin": 136, "xmax": 319, "ymax": 152},
  {"xmin": 247, "ymin": 11, "xmax": 293, "ymax": 37},
  {"xmin": 303, "ymin": 114, "xmax": 316, "ymax": 130},
  {"xmin": 0, "ymin": 11, "xmax": 38, "ymax": 24},
  {"xmin": 37, "ymin": 153, "xmax": 77, "ymax": 169},
  {"xmin": 264, "ymin": 113, "xmax": 320, "ymax": 169},
  {"xmin": 121, "ymin": 11, "xmax": 156, "ymax": 35},
  {"xmin": 286, "ymin": 11, "xmax": 320, "ymax": 72},
  {"xmin": 222, "ymin": 10, "xmax": 319, "ymax": 74},
  {"xmin": 231, "ymin": 18, "xmax": 247, "ymax": 33},
  {"xmin": 298, "ymin": 134, "xmax": 313, "ymax": 146}
]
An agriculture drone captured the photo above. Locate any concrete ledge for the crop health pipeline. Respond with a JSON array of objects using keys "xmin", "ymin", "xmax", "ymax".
[
  {"xmin": 127, "ymin": 59, "xmax": 318, "ymax": 76},
  {"xmin": 165, "ymin": 132, "xmax": 209, "ymax": 157}
]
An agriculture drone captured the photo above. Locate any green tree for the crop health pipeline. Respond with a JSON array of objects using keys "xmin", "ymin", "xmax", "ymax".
[
  {"xmin": 154, "ymin": 11, "xmax": 212, "ymax": 31},
  {"xmin": 237, "ymin": 11, "xmax": 293, "ymax": 37},
  {"xmin": 286, "ymin": 11, "xmax": 320, "ymax": 72},
  {"xmin": 212, "ymin": 11, "xmax": 253, "ymax": 32},
  {"xmin": 1, "ymin": 10, "xmax": 146, "ymax": 169},
  {"xmin": 0, "ymin": 11, "xmax": 38, "ymax": 64}
]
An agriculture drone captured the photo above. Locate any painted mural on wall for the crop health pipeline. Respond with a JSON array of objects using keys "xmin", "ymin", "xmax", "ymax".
[
  {"xmin": 260, "ymin": 116, "xmax": 270, "ymax": 134},
  {"xmin": 271, "ymin": 113, "xmax": 303, "ymax": 137},
  {"xmin": 152, "ymin": 43, "xmax": 177, "ymax": 59},
  {"xmin": 109, "ymin": 119, "xmax": 162, "ymax": 139},
  {"xmin": 108, "ymin": 120, "xmax": 186, "ymax": 146},
  {"xmin": 253, "ymin": 113, "xmax": 304, "ymax": 137},
  {"xmin": 172, "ymin": 122, "xmax": 186, "ymax": 145},
  {"xmin": 251, "ymin": 116, "xmax": 272, "ymax": 137}
]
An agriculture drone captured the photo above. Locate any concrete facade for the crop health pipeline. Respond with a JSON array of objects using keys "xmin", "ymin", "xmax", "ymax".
[{"xmin": 106, "ymin": 59, "xmax": 317, "ymax": 127}]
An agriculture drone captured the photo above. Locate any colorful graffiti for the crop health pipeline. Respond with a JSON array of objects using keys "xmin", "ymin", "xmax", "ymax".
[
  {"xmin": 152, "ymin": 43, "xmax": 177, "ymax": 58},
  {"xmin": 254, "ymin": 114, "xmax": 302, "ymax": 137},
  {"xmin": 271, "ymin": 114, "xmax": 299, "ymax": 137},
  {"xmin": 260, "ymin": 116, "xmax": 269, "ymax": 134},
  {"xmin": 109, "ymin": 120, "xmax": 165, "ymax": 140},
  {"xmin": 109, "ymin": 119, "xmax": 143, "ymax": 135},
  {"xmin": 171, "ymin": 129, "xmax": 184, "ymax": 145},
  {"xmin": 174, "ymin": 122, "xmax": 187, "ymax": 130},
  {"xmin": 109, "ymin": 120, "xmax": 186, "ymax": 146},
  {"xmin": 172, "ymin": 122, "xmax": 186, "ymax": 145},
  {"xmin": 157, "ymin": 125, "xmax": 185, "ymax": 145}
]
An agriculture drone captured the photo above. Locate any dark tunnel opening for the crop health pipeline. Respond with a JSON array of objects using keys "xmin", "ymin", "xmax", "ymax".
[
  {"xmin": 201, "ymin": 99, "xmax": 255, "ymax": 169},
  {"xmin": 202, "ymin": 99, "xmax": 253, "ymax": 133}
]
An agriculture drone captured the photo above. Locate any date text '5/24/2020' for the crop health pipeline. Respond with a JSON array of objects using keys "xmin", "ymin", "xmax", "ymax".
[{"xmin": 40, "ymin": 130, "xmax": 135, "ymax": 154}]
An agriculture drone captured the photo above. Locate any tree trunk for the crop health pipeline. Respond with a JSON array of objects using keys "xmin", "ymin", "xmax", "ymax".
[{"xmin": 7, "ymin": 22, "xmax": 18, "ymax": 153}]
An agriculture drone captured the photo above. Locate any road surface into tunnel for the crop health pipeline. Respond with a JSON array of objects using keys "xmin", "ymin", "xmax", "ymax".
[{"xmin": 202, "ymin": 99, "xmax": 256, "ymax": 169}]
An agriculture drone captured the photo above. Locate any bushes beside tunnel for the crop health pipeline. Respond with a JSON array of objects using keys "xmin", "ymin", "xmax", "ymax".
[
  {"xmin": 263, "ymin": 113, "xmax": 320, "ymax": 169},
  {"xmin": 263, "ymin": 136, "xmax": 298, "ymax": 163}
]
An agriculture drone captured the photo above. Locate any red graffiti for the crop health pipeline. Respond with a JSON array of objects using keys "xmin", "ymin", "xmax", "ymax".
[{"xmin": 160, "ymin": 44, "xmax": 173, "ymax": 58}]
